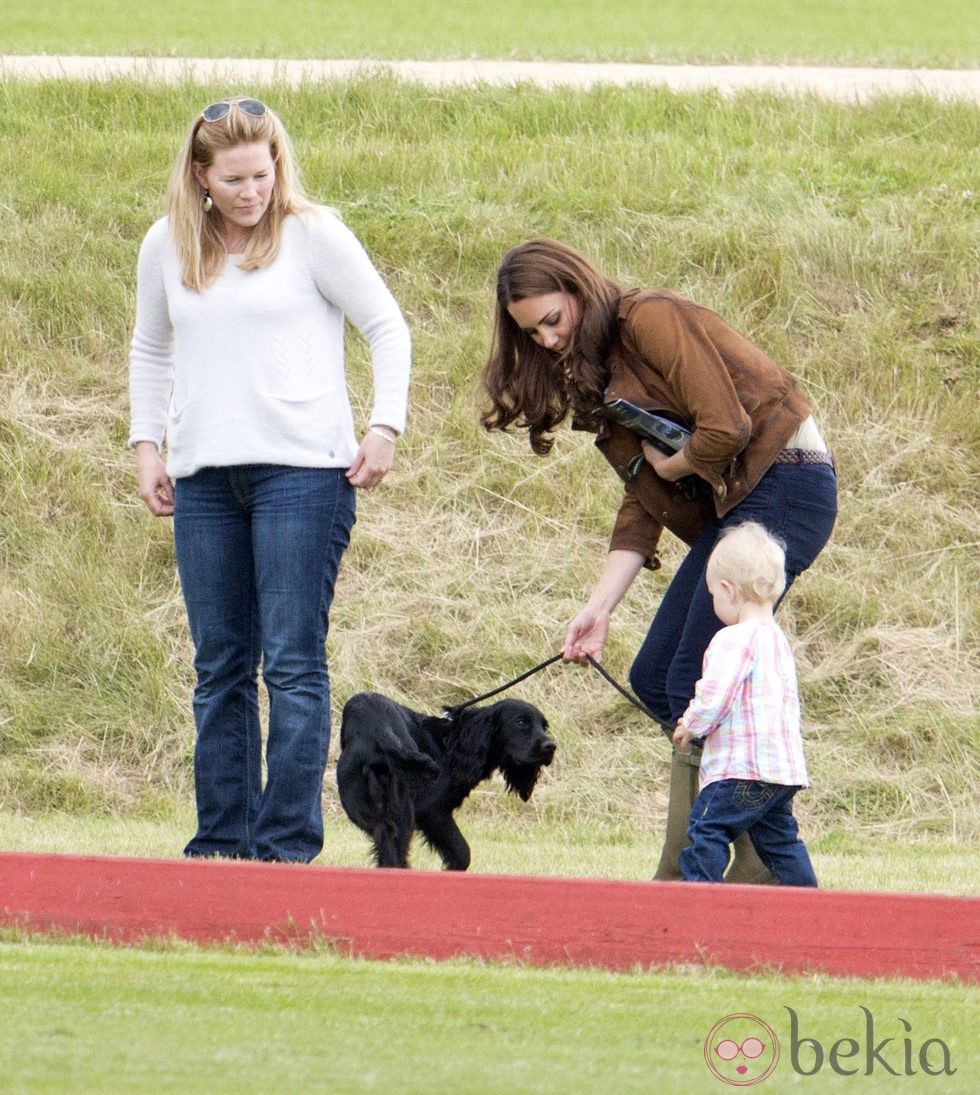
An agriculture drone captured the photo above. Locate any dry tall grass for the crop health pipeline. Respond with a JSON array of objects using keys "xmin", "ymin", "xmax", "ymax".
[{"xmin": 0, "ymin": 79, "xmax": 976, "ymax": 860}]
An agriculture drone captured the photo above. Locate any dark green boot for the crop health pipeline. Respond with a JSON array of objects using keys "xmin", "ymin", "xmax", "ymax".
[
  {"xmin": 653, "ymin": 745, "xmax": 778, "ymax": 884},
  {"xmin": 652, "ymin": 744, "xmax": 701, "ymax": 881}
]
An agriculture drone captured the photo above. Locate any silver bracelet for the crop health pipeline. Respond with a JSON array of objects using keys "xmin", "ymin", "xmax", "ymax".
[{"xmin": 369, "ymin": 425, "xmax": 397, "ymax": 445}]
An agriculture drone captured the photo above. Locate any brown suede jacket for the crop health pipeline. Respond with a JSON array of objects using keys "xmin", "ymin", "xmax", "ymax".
[{"xmin": 572, "ymin": 289, "xmax": 813, "ymax": 570}]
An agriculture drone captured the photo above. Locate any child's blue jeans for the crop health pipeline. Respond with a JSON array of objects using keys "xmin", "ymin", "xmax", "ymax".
[{"xmin": 680, "ymin": 779, "xmax": 818, "ymax": 887}]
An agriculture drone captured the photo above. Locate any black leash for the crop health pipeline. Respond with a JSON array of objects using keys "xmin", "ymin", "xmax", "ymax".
[
  {"xmin": 582, "ymin": 653, "xmax": 669, "ymax": 730},
  {"xmin": 454, "ymin": 653, "xmax": 564, "ymax": 711},
  {"xmin": 456, "ymin": 651, "xmax": 671, "ymax": 733}
]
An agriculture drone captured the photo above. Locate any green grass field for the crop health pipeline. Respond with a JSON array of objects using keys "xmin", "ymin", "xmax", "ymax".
[
  {"xmin": 0, "ymin": 6, "xmax": 978, "ymax": 1093},
  {"xmin": 0, "ymin": 935, "xmax": 973, "ymax": 1094},
  {"xmin": 2, "ymin": 0, "xmax": 978, "ymax": 66},
  {"xmin": 2, "ymin": 76, "xmax": 976, "ymax": 856},
  {"xmin": 2, "ymin": 810, "xmax": 979, "ymax": 898}
]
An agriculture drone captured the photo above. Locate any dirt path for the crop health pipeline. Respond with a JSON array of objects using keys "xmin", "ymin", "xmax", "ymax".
[{"xmin": 2, "ymin": 54, "xmax": 979, "ymax": 101}]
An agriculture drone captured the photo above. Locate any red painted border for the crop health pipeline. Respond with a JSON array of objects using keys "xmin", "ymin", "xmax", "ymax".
[{"xmin": 1, "ymin": 853, "xmax": 975, "ymax": 981}]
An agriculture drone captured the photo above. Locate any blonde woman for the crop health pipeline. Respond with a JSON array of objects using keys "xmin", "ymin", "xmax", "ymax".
[{"xmin": 129, "ymin": 97, "xmax": 411, "ymax": 862}]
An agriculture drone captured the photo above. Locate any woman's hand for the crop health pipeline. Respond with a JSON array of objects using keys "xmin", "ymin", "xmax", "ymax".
[
  {"xmin": 135, "ymin": 441, "xmax": 174, "ymax": 516},
  {"xmin": 562, "ymin": 607, "xmax": 610, "ymax": 665},
  {"xmin": 346, "ymin": 429, "xmax": 396, "ymax": 489},
  {"xmin": 641, "ymin": 440, "xmax": 695, "ymax": 482},
  {"xmin": 561, "ymin": 549, "xmax": 646, "ymax": 665}
]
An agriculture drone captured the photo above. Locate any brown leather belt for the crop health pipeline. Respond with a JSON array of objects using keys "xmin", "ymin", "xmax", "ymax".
[{"xmin": 773, "ymin": 448, "xmax": 835, "ymax": 468}]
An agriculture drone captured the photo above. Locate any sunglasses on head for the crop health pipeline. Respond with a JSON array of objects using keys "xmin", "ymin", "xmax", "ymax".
[{"xmin": 200, "ymin": 98, "xmax": 268, "ymax": 123}]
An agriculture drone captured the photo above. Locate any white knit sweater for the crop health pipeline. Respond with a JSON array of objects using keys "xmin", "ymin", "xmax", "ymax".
[{"xmin": 128, "ymin": 207, "xmax": 411, "ymax": 478}]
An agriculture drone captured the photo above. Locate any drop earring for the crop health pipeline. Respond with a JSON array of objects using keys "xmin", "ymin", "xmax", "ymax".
[{"xmin": 202, "ymin": 188, "xmax": 213, "ymax": 213}]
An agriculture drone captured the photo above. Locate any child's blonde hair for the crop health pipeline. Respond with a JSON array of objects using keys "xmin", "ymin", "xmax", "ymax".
[{"xmin": 707, "ymin": 521, "xmax": 787, "ymax": 605}]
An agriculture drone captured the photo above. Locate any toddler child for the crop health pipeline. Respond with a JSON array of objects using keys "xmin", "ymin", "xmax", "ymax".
[{"xmin": 673, "ymin": 521, "xmax": 817, "ymax": 886}]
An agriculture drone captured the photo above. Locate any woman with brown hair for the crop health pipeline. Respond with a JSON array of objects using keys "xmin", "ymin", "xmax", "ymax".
[{"xmin": 482, "ymin": 239, "xmax": 836, "ymax": 882}]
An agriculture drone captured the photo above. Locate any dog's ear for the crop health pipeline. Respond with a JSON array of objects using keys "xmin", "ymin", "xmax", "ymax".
[
  {"xmin": 446, "ymin": 706, "xmax": 494, "ymax": 787},
  {"xmin": 501, "ymin": 761, "xmax": 543, "ymax": 802}
]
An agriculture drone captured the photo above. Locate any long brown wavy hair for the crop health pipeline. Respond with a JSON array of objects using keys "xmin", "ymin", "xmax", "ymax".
[
  {"xmin": 166, "ymin": 96, "xmax": 312, "ymax": 291},
  {"xmin": 481, "ymin": 239, "xmax": 621, "ymax": 455}
]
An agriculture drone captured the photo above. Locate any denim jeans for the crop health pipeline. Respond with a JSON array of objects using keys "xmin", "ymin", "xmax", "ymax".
[
  {"xmin": 680, "ymin": 779, "xmax": 818, "ymax": 886},
  {"xmin": 174, "ymin": 465, "xmax": 356, "ymax": 862},
  {"xmin": 629, "ymin": 462, "xmax": 838, "ymax": 726}
]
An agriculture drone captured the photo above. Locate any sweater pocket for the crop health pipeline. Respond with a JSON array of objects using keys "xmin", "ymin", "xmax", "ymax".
[{"xmin": 256, "ymin": 327, "xmax": 336, "ymax": 403}]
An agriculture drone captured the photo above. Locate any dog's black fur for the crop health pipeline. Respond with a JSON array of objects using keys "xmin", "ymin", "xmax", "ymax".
[{"xmin": 336, "ymin": 691, "xmax": 555, "ymax": 870}]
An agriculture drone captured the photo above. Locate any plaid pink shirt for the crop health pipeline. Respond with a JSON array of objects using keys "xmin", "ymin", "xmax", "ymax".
[{"xmin": 681, "ymin": 618, "xmax": 809, "ymax": 789}]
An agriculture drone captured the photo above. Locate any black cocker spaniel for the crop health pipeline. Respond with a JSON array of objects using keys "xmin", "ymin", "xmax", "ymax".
[{"xmin": 336, "ymin": 691, "xmax": 555, "ymax": 870}]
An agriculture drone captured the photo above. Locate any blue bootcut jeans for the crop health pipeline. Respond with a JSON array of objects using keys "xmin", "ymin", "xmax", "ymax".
[
  {"xmin": 680, "ymin": 779, "xmax": 818, "ymax": 886},
  {"xmin": 629, "ymin": 462, "xmax": 838, "ymax": 726},
  {"xmin": 174, "ymin": 465, "xmax": 356, "ymax": 863}
]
